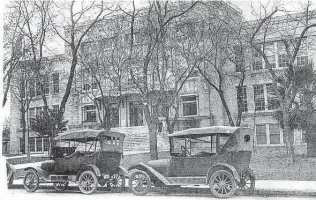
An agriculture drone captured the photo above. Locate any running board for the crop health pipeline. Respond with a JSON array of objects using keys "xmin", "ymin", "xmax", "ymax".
[{"xmin": 166, "ymin": 176, "xmax": 206, "ymax": 185}]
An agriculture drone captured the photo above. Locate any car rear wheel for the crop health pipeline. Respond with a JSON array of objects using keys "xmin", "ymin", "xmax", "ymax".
[
  {"xmin": 209, "ymin": 169, "xmax": 237, "ymax": 198},
  {"xmin": 78, "ymin": 170, "xmax": 98, "ymax": 195},
  {"xmin": 110, "ymin": 173, "xmax": 125, "ymax": 192},
  {"xmin": 23, "ymin": 169, "xmax": 39, "ymax": 193},
  {"xmin": 53, "ymin": 181, "xmax": 69, "ymax": 192},
  {"xmin": 129, "ymin": 170, "xmax": 151, "ymax": 196},
  {"xmin": 236, "ymin": 169, "xmax": 255, "ymax": 196}
]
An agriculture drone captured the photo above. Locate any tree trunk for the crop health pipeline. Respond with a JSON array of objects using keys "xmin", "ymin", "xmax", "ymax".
[
  {"xmin": 283, "ymin": 112, "xmax": 295, "ymax": 163},
  {"xmin": 21, "ymin": 109, "xmax": 26, "ymax": 154},
  {"xmin": 218, "ymin": 90, "xmax": 235, "ymax": 126},
  {"xmin": 148, "ymin": 124, "xmax": 158, "ymax": 160}
]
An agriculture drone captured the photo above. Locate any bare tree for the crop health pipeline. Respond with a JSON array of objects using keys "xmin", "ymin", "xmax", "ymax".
[
  {"xmin": 49, "ymin": 0, "xmax": 115, "ymax": 117},
  {"xmin": 123, "ymin": 0, "xmax": 200, "ymax": 159},
  {"xmin": 78, "ymin": 16, "xmax": 129, "ymax": 131},
  {"xmin": 242, "ymin": 1, "xmax": 316, "ymax": 163}
]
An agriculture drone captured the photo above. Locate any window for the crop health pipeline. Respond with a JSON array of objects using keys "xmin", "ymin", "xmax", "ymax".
[
  {"xmin": 29, "ymin": 108, "xmax": 35, "ymax": 119},
  {"xmin": 43, "ymin": 138, "xmax": 50, "ymax": 151},
  {"xmin": 254, "ymin": 85, "xmax": 265, "ymax": 111},
  {"xmin": 256, "ymin": 124, "xmax": 267, "ymax": 144},
  {"xmin": 52, "ymin": 73, "xmax": 59, "ymax": 94},
  {"xmin": 269, "ymin": 124, "xmax": 280, "ymax": 144},
  {"xmin": 29, "ymin": 137, "xmax": 35, "ymax": 152},
  {"xmin": 30, "ymin": 81, "xmax": 35, "ymax": 97},
  {"xmin": 43, "ymin": 75, "xmax": 49, "ymax": 95},
  {"xmin": 236, "ymin": 86, "xmax": 248, "ymax": 112},
  {"xmin": 252, "ymin": 47, "xmax": 263, "ymax": 70},
  {"xmin": 266, "ymin": 84, "xmax": 278, "ymax": 110},
  {"xmin": 84, "ymin": 105, "xmax": 97, "ymax": 122},
  {"xmin": 267, "ymin": 55, "xmax": 276, "ymax": 68},
  {"xmin": 36, "ymin": 81, "xmax": 42, "ymax": 96},
  {"xmin": 53, "ymin": 105, "xmax": 59, "ymax": 113},
  {"xmin": 278, "ymin": 54, "xmax": 289, "ymax": 68},
  {"xmin": 83, "ymin": 83, "xmax": 91, "ymax": 91},
  {"xmin": 36, "ymin": 137, "xmax": 43, "ymax": 152},
  {"xmin": 20, "ymin": 138, "xmax": 24, "ymax": 153},
  {"xmin": 91, "ymin": 80, "xmax": 98, "ymax": 90},
  {"xmin": 111, "ymin": 106, "xmax": 119, "ymax": 127},
  {"xmin": 233, "ymin": 46, "xmax": 244, "ymax": 72},
  {"xmin": 20, "ymin": 82, "xmax": 25, "ymax": 98},
  {"xmin": 297, "ymin": 56, "xmax": 308, "ymax": 67},
  {"xmin": 182, "ymin": 95, "xmax": 198, "ymax": 116},
  {"xmin": 35, "ymin": 107, "xmax": 43, "ymax": 117}
]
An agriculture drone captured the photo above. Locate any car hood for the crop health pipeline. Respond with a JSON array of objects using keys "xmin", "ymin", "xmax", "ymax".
[{"xmin": 147, "ymin": 159, "xmax": 170, "ymax": 175}]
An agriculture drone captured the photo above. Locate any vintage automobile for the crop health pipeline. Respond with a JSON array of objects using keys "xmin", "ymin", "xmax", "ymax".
[
  {"xmin": 23, "ymin": 129, "xmax": 127, "ymax": 194},
  {"xmin": 128, "ymin": 126, "xmax": 255, "ymax": 198}
]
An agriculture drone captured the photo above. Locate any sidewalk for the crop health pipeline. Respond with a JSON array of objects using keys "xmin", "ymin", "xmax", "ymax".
[{"xmin": 10, "ymin": 179, "xmax": 316, "ymax": 196}]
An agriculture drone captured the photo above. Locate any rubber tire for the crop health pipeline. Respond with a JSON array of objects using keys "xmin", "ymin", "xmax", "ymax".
[
  {"xmin": 128, "ymin": 170, "xmax": 151, "ymax": 196},
  {"xmin": 236, "ymin": 169, "xmax": 255, "ymax": 196},
  {"xmin": 53, "ymin": 181, "xmax": 69, "ymax": 192},
  {"xmin": 78, "ymin": 170, "xmax": 98, "ymax": 195},
  {"xmin": 110, "ymin": 174, "xmax": 125, "ymax": 192},
  {"xmin": 209, "ymin": 169, "xmax": 237, "ymax": 198},
  {"xmin": 7, "ymin": 174, "xmax": 14, "ymax": 188},
  {"xmin": 23, "ymin": 169, "xmax": 40, "ymax": 193}
]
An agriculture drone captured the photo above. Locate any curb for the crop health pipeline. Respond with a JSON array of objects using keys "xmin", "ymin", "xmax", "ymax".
[{"xmin": 8, "ymin": 184, "xmax": 316, "ymax": 197}]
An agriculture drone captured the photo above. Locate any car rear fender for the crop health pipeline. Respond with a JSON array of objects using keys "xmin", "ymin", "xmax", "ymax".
[
  {"xmin": 76, "ymin": 164, "xmax": 101, "ymax": 181},
  {"xmin": 117, "ymin": 166, "xmax": 128, "ymax": 176},
  {"xmin": 206, "ymin": 163, "xmax": 240, "ymax": 184},
  {"xmin": 128, "ymin": 162, "xmax": 171, "ymax": 186}
]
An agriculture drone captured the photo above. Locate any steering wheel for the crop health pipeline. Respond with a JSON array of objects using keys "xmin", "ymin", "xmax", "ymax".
[{"xmin": 181, "ymin": 146, "xmax": 190, "ymax": 156}]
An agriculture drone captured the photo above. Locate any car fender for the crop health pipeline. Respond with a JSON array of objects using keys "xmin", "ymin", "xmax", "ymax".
[
  {"xmin": 247, "ymin": 167, "xmax": 256, "ymax": 179},
  {"xmin": 129, "ymin": 162, "xmax": 171, "ymax": 186},
  {"xmin": 117, "ymin": 165, "xmax": 128, "ymax": 176},
  {"xmin": 76, "ymin": 164, "xmax": 101, "ymax": 181},
  {"xmin": 206, "ymin": 163, "xmax": 240, "ymax": 184},
  {"xmin": 24, "ymin": 166, "xmax": 47, "ymax": 178}
]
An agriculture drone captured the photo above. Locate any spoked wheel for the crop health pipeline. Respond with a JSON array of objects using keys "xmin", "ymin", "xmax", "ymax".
[
  {"xmin": 129, "ymin": 170, "xmax": 151, "ymax": 196},
  {"xmin": 110, "ymin": 174, "xmax": 125, "ymax": 192},
  {"xmin": 236, "ymin": 169, "xmax": 255, "ymax": 196},
  {"xmin": 209, "ymin": 170, "xmax": 237, "ymax": 198},
  {"xmin": 23, "ymin": 169, "xmax": 39, "ymax": 193},
  {"xmin": 78, "ymin": 171, "xmax": 98, "ymax": 195},
  {"xmin": 53, "ymin": 181, "xmax": 69, "ymax": 192}
]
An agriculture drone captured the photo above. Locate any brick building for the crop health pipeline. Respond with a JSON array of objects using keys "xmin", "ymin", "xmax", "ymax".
[{"xmin": 8, "ymin": 3, "xmax": 316, "ymax": 156}]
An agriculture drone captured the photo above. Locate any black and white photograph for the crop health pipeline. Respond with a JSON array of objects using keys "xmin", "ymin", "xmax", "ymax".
[{"xmin": 1, "ymin": 0, "xmax": 316, "ymax": 199}]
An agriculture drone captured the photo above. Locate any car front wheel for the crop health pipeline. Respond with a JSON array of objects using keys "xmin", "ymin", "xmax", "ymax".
[
  {"xmin": 129, "ymin": 170, "xmax": 151, "ymax": 196},
  {"xmin": 209, "ymin": 169, "xmax": 237, "ymax": 198},
  {"xmin": 78, "ymin": 170, "xmax": 98, "ymax": 195},
  {"xmin": 23, "ymin": 169, "xmax": 39, "ymax": 193}
]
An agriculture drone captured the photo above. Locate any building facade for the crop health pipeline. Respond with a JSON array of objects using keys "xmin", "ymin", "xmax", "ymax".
[{"xmin": 8, "ymin": 3, "xmax": 315, "ymax": 156}]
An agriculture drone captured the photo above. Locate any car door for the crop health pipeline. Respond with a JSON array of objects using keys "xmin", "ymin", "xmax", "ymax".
[{"xmin": 170, "ymin": 156, "xmax": 213, "ymax": 177}]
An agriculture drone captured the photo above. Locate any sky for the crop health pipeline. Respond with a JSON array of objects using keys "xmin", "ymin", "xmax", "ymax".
[{"xmin": 1, "ymin": 0, "xmax": 314, "ymax": 120}]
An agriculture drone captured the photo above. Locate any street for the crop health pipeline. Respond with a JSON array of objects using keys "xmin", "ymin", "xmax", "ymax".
[{"xmin": 3, "ymin": 187, "xmax": 316, "ymax": 200}]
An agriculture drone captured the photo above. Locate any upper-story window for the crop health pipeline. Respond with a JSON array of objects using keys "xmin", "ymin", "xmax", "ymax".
[
  {"xmin": 236, "ymin": 86, "xmax": 248, "ymax": 112},
  {"xmin": 52, "ymin": 73, "xmax": 59, "ymax": 94},
  {"xmin": 182, "ymin": 95, "xmax": 198, "ymax": 116},
  {"xmin": 254, "ymin": 84, "xmax": 265, "ymax": 111},
  {"xmin": 233, "ymin": 45, "xmax": 244, "ymax": 72},
  {"xmin": 278, "ymin": 42, "xmax": 289, "ymax": 68},
  {"xmin": 264, "ymin": 43, "xmax": 276, "ymax": 69},
  {"xmin": 254, "ymin": 84, "xmax": 278, "ymax": 111},
  {"xmin": 296, "ymin": 37, "xmax": 308, "ymax": 67},
  {"xmin": 252, "ymin": 46, "xmax": 263, "ymax": 70},
  {"xmin": 43, "ymin": 75, "xmax": 49, "ymax": 95}
]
